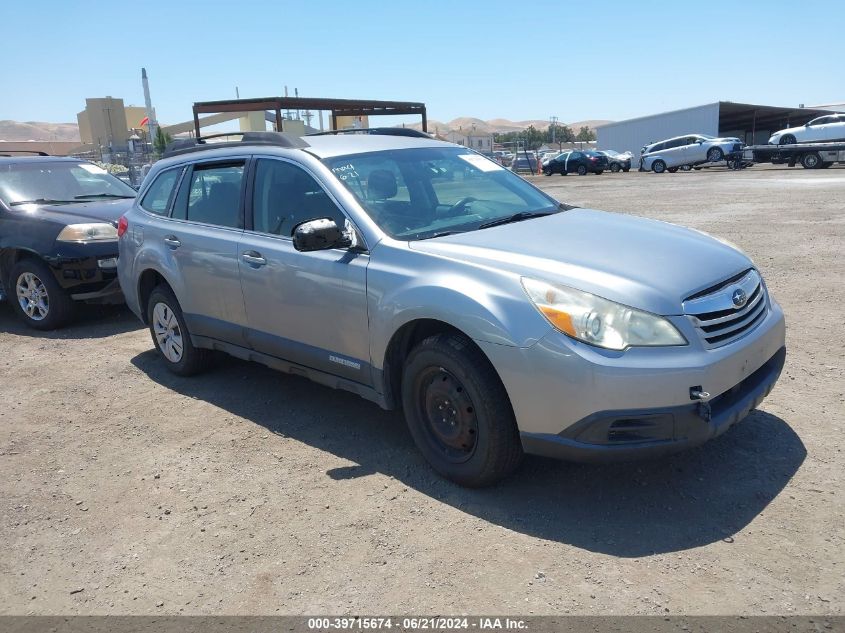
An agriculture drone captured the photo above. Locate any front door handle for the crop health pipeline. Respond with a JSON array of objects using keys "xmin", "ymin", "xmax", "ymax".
[
  {"xmin": 241, "ymin": 251, "xmax": 267, "ymax": 267},
  {"xmin": 163, "ymin": 235, "xmax": 181, "ymax": 249}
]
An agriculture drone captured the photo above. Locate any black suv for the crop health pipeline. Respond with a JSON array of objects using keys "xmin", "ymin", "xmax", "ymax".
[
  {"xmin": 543, "ymin": 150, "xmax": 609, "ymax": 176},
  {"xmin": 0, "ymin": 154, "xmax": 136, "ymax": 329}
]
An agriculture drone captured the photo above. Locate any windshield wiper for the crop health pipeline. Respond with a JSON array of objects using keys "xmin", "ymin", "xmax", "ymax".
[
  {"xmin": 74, "ymin": 193, "xmax": 135, "ymax": 199},
  {"xmin": 478, "ymin": 210, "xmax": 557, "ymax": 230},
  {"xmin": 9, "ymin": 198, "xmax": 80, "ymax": 206}
]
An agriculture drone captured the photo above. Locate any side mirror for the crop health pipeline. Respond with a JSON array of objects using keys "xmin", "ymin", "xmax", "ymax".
[{"xmin": 292, "ymin": 218, "xmax": 352, "ymax": 252}]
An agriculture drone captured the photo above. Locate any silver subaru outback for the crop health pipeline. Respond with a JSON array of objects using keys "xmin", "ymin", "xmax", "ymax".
[{"xmin": 117, "ymin": 131, "xmax": 786, "ymax": 487}]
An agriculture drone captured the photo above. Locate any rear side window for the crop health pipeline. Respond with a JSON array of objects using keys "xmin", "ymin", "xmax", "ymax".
[
  {"xmin": 140, "ymin": 168, "xmax": 181, "ymax": 215},
  {"xmin": 182, "ymin": 163, "xmax": 245, "ymax": 228}
]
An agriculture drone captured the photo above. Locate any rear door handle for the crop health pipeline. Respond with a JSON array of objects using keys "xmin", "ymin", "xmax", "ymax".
[
  {"xmin": 163, "ymin": 235, "xmax": 181, "ymax": 249},
  {"xmin": 241, "ymin": 251, "xmax": 267, "ymax": 267}
]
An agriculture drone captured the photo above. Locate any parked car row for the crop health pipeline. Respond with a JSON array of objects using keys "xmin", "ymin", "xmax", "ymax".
[{"xmin": 1, "ymin": 132, "xmax": 787, "ymax": 488}]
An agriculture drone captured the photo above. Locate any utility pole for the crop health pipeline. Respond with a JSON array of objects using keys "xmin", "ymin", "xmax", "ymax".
[{"xmin": 550, "ymin": 115, "xmax": 558, "ymax": 145}]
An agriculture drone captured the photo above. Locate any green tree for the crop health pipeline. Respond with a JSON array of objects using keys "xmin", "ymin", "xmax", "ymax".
[
  {"xmin": 576, "ymin": 126, "xmax": 596, "ymax": 142},
  {"xmin": 153, "ymin": 127, "xmax": 173, "ymax": 156}
]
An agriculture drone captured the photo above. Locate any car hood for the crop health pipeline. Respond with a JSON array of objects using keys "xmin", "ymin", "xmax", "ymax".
[
  {"xmin": 26, "ymin": 198, "xmax": 134, "ymax": 225},
  {"xmin": 408, "ymin": 208, "xmax": 753, "ymax": 315}
]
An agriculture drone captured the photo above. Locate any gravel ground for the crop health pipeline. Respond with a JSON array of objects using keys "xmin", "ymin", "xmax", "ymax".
[{"xmin": 1, "ymin": 164, "xmax": 842, "ymax": 616}]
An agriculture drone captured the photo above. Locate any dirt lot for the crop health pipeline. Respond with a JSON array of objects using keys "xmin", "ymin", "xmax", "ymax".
[{"xmin": 1, "ymin": 165, "xmax": 843, "ymax": 616}]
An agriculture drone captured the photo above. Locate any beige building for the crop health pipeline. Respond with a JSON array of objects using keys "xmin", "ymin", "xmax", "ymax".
[
  {"xmin": 76, "ymin": 97, "xmax": 130, "ymax": 149},
  {"xmin": 444, "ymin": 129, "xmax": 493, "ymax": 152}
]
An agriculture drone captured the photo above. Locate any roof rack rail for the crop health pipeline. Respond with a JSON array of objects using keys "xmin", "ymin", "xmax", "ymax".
[
  {"xmin": 162, "ymin": 131, "xmax": 309, "ymax": 158},
  {"xmin": 307, "ymin": 127, "xmax": 431, "ymax": 139},
  {"xmin": 0, "ymin": 150, "xmax": 51, "ymax": 156}
]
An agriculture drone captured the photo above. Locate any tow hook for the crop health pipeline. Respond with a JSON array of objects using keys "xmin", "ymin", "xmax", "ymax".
[{"xmin": 690, "ymin": 387, "xmax": 711, "ymax": 422}]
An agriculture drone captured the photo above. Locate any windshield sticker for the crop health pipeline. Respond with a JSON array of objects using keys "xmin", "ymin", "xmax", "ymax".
[
  {"xmin": 78, "ymin": 164, "xmax": 108, "ymax": 175},
  {"xmin": 458, "ymin": 154, "xmax": 503, "ymax": 172},
  {"xmin": 331, "ymin": 163, "xmax": 360, "ymax": 181}
]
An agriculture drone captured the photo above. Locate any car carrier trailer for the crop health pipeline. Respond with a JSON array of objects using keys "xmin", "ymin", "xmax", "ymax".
[{"xmin": 743, "ymin": 141, "xmax": 845, "ymax": 169}]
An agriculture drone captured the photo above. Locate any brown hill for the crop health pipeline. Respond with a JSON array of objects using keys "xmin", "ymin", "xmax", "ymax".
[
  {"xmin": 0, "ymin": 120, "xmax": 80, "ymax": 142},
  {"xmin": 411, "ymin": 117, "xmax": 613, "ymax": 135}
]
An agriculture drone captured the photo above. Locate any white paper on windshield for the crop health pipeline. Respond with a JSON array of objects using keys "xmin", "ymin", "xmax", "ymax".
[
  {"xmin": 79, "ymin": 164, "xmax": 108, "ymax": 175},
  {"xmin": 458, "ymin": 154, "xmax": 503, "ymax": 172}
]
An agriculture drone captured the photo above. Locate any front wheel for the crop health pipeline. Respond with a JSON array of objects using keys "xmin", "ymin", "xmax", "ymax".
[
  {"xmin": 9, "ymin": 258, "xmax": 74, "ymax": 330},
  {"xmin": 610, "ymin": 163, "xmax": 620, "ymax": 173},
  {"xmin": 779, "ymin": 134, "xmax": 796, "ymax": 145},
  {"xmin": 146, "ymin": 285, "xmax": 211, "ymax": 376},
  {"xmin": 707, "ymin": 147, "xmax": 724, "ymax": 162},
  {"xmin": 543, "ymin": 168, "xmax": 552, "ymax": 176},
  {"xmin": 401, "ymin": 333, "xmax": 523, "ymax": 487},
  {"xmin": 652, "ymin": 160, "xmax": 667, "ymax": 173}
]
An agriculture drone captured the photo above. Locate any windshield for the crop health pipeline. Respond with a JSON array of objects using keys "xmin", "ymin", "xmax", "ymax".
[
  {"xmin": 0, "ymin": 161, "xmax": 137, "ymax": 206},
  {"xmin": 324, "ymin": 147, "xmax": 563, "ymax": 240}
]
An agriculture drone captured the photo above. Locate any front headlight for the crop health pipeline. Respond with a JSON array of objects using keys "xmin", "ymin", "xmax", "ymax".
[
  {"xmin": 521, "ymin": 278, "xmax": 687, "ymax": 351},
  {"xmin": 56, "ymin": 223, "xmax": 118, "ymax": 243}
]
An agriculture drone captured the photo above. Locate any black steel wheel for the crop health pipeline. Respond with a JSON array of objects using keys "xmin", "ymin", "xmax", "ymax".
[{"xmin": 402, "ymin": 333, "xmax": 522, "ymax": 487}]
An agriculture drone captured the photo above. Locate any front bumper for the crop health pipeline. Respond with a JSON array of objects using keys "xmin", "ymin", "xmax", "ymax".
[
  {"xmin": 45, "ymin": 241, "xmax": 122, "ymax": 303},
  {"xmin": 476, "ymin": 299, "xmax": 786, "ymax": 461},
  {"xmin": 520, "ymin": 346, "xmax": 785, "ymax": 462}
]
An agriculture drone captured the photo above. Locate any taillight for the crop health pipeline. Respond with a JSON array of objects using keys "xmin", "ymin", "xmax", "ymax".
[{"xmin": 117, "ymin": 215, "xmax": 129, "ymax": 238}]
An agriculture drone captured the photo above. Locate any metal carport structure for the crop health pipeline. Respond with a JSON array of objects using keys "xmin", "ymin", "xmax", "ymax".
[{"xmin": 192, "ymin": 97, "xmax": 427, "ymax": 138}]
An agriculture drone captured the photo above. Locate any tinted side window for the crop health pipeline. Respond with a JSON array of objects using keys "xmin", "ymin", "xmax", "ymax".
[
  {"xmin": 252, "ymin": 159, "xmax": 346, "ymax": 237},
  {"xmin": 648, "ymin": 143, "xmax": 664, "ymax": 153},
  {"xmin": 140, "ymin": 168, "xmax": 181, "ymax": 215},
  {"xmin": 184, "ymin": 163, "xmax": 244, "ymax": 228}
]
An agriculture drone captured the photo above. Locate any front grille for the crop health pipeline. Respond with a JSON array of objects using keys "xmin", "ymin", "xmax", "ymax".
[{"xmin": 683, "ymin": 269, "xmax": 768, "ymax": 348}]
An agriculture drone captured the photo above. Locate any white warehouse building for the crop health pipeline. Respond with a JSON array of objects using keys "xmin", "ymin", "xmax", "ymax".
[{"xmin": 597, "ymin": 101, "xmax": 839, "ymax": 163}]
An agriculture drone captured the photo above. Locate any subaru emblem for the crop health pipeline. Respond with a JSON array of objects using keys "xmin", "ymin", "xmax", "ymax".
[{"xmin": 731, "ymin": 288, "xmax": 748, "ymax": 308}]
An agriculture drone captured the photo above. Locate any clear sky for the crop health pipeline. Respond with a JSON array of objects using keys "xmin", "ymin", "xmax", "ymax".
[{"xmin": 1, "ymin": 0, "xmax": 843, "ymax": 127}]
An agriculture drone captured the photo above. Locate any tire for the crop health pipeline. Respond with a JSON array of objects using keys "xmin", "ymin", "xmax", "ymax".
[
  {"xmin": 577, "ymin": 165, "xmax": 587, "ymax": 176},
  {"xmin": 610, "ymin": 163, "xmax": 620, "ymax": 173},
  {"xmin": 801, "ymin": 152, "xmax": 822, "ymax": 169},
  {"xmin": 146, "ymin": 285, "xmax": 211, "ymax": 376},
  {"xmin": 595, "ymin": 170, "xmax": 603, "ymax": 175},
  {"xmin": 652, "ymin": 160, "xmax": 666, "ymax": 174},
  {"xmin": 543, "ymin": 168, "xmax": 552, "ymax": 176},
  {"xmin": 779, "ymin": 134, "xmax": 796, "ymax": 145},
  {"xmin": 706, "ymin": 147, "xmax": 724, "ymax": 162},
  {"xmin": 401, "ymin": 333, "xmax": 523, "ymax": 487},
  {"xmin": 680, "ymin": 164, "xmax": 692, "ymax": 171},
  {"xmin": 9, "ymin": 258, "xmax": 74, "ymax": 330},
  {"xmin": 667, "ymin": 167, "xmax": 678, "ymax": 173},
  {"xmin": 623, "ymin": 167, "xmax": 630, "ymax": 172}
]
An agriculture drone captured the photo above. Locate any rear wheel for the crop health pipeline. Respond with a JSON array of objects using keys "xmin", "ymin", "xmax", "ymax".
[
  {"xmin": 706, "ymin": 147, "xmax": 724, "ymax": 162},
  {"xmin": 680, "ymin": 164, "xmax": 692, "ymax": 171},
  {"xmin": 9, "ymin": 258, "xmax": 74, "ymax": 330},
  {"xmin": 801, "ymin": 152, "xmax": 822, "ymax": 169},
  {"xmin": 652, "ymin": 160, "xmax": 667, "ymax": 174},
  {"xmin": 667, "ymin": 167, "xmax": 678, "ymax": 173},
  {"xmin": 401, "ymin": 333, "xmax": 522, "ymax": 487},
  {"xmin": 146, "ymin": 285, "xmax": 211, "ymax": 376},
  {"xmin": 577, "ymin": 165, "xmax": 587, "ymax": 176}
]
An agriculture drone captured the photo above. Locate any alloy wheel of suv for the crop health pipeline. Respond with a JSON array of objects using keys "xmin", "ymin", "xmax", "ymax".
[
  {"xmin": 577, "ymin": 165, "xmax": 588, "ymax": 176},
  {"xmin": 707, "ymin": 147, "xmax": 724, "ymax": 162},
  {"xmin": 402, "ymin": 332, "xmax": 523, "ymax": 487},
  {"xmin": 9, "ymin": 258, "xmax": 74, "ymax": 330},
  {"xmin": 652, "ymin": 160, "xmax": 667, "ymax": 173}
]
